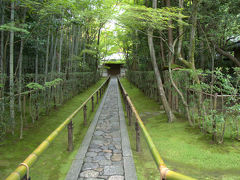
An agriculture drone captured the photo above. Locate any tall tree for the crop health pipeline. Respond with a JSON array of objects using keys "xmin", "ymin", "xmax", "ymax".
[
  {"xmin": 148, "ymin": 0, "xmax": 175, "ymax": 123},
  {"xmin": 177, "ymin": 0, "xmax": 184, "ymax": 58},
  {"xmin": 10, "ymin": 1, "xmax": 15, "ymax": 133},
  {"xmin": 45, "ymin": 28, "xmax": 50, "ymax": 83}
]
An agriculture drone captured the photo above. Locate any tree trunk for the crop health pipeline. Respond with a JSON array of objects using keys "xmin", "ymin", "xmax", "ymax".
[
  {"xmin": 0, "ymin": 0, "xmax": 4, "ymax": 84},
  {"xmin": 44, "ymin": 28, "xmax": 50, "ymax": 83},
  {"xmin": 177, "ymin": 0, "xmax": 184, "ymax": 57},
  {"xmin": 75, "ymin": 26, "xmax": 81, "ymax": 56},
  {"xmin": 165, "ymin": 0, "xmax": 174, "ymax": 109},
  {"xmin": 44, "ymin": 28, "xmax": 50, "ymax": 114},
  {"xmin": 18, "ymin": 9, "xmax": 26, "ymax": 139},
  {"xmin": 96, "ymin": 27, "xmax": 101, "ymax": 71},
  {"xmin": 168, "ymin": 50, "xmax": 193, "ymax": 126},
  {"xmin": 166, "ymin": 0, "xmax": 173, "ymax": 60},
  {"xmin": 71, "ymin": 25, "xmax": 75, "ymax": 72},
  {"xmin": 68, "ymin": 26, "xmax": 72, "ymax": 72},
  {"xmin": 58, "ymin": 22, "xmax": 64, "ymax": 74},
  {"xmin": 189, "ymin": 0, "xmax": 200, "ymax": 65},
  {"xmin": 51, "ymin": 35, "xmax": 58, "ymax": 80},
  {"xmin": 18, "ymin": 9, "xmax": 26, "ymax": 108},
  {"xmin": 49, "ymin": 31, "xmax": 54, "ymax": 65},
  {"xmin": 148, "ymin": 0, "xmax": 175, "ymax": 123},
  {"xmin": 0, "ymin": 0, "xmax": 5, "ymax": 123},
  {"xmin": 35, "ymin": 37, "xmax": 39, "ymax": 83},
  {"xmin": 214, "ymin": 45, "xmax": 240, "ymax": 67},
  {"xmin": 10, "ymin": 1, "xmax": 15, "ymax": 134},
  {"xmin": 200, "ymin": 41, "xmax": 205, "ymax": 69}
]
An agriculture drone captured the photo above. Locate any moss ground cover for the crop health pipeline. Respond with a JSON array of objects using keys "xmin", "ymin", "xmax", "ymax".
[
  {"xmin": 0, "ymin": 78, "xmax": 106, "ymax": 179},
  {"xmin": 120, "ymin": 78, "xmax": 240, "ymax": 180}
]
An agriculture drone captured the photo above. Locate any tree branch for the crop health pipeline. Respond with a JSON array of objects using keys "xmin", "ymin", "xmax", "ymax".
[{"xmin": 214, "ymin": 45, "xmax": 240, "ymax": 67}]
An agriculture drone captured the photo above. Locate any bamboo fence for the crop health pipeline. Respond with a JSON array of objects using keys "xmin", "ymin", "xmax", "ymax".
[
  {"xmin": 5, "ymin": 77, "xmax": 110, "ymax": 180},
  {"xmin": 118, "ymin": 78, "xmax": 195, "ymax": 180}
]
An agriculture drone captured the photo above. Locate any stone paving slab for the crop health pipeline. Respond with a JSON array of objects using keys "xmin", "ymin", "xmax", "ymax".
[{"xmin": 66, "ymin": 77, "xmax": 137, "ymax": 180}]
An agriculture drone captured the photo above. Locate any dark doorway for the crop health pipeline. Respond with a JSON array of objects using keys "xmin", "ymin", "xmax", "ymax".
[{"xmin": 106, "ymin": 64, "xmax": 121, "ymax": 76}]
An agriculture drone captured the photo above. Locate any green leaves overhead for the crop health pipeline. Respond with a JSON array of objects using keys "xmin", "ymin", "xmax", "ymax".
[{"xmin": 118, "ymin": 5, "xmax": 188, "ymax": 30}]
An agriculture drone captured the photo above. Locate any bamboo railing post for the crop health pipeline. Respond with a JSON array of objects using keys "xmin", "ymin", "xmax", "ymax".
[
  {"xmin": 83, "ymin": 105, "xmax": 87, "ymax": 126},
  {"xmin": 67, "ymin": 120, "xmax": 73, "ymax": 151},
  {"xmin": 91, "ymin": 96, "xmax": 94, "ymax": 112},
  {"xmin": 135, "ymin": 121, "xmax": 140, "ymax": 152},
  {"xmin": 96, "ymin": 91, "xmax": 99, "ymax": 104}
]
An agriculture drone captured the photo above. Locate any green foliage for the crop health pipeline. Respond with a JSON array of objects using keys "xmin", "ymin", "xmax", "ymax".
[
  {"xmin": 0, "ymin": 23, "xmax": 29, "ymax": 34},
  {"xmin": 0, "ymin": 79, "xmax": 105, "ymax": 179},
  {"xmin": 26, "ymin": 82, "xmax": 44, "ymax": 90},
  {"xmin": 104, "ymin": 60, "xmax": 125, "ymax": 64},
  {"xmin": 103, "ymin": 66, "xmax": 110, "ymax": 69},
  {"xmin": 119, "ymin": 5, "xmax": 188, "ymax": 30},
  {"xmin": 44, "ymin": 78, "xmax": 63, "ymax": 88},
  {"xmin": 121, "ymin": 78, "xmax": 240, "ymax": 179},
  {"xmin": 80, "ymin": 49, "xmax": 97, "ymax": 55}
]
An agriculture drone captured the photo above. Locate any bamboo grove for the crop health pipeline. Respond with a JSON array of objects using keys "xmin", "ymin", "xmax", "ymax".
[
  {"xmin": 117, "ymin": 0, "xmax": 240, "ymax": 143},
  {"xmin": 0, "ymin": 0, "xmax": 114, "ymax": 139}
]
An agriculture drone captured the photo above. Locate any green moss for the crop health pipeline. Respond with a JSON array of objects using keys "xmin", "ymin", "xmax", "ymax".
[
  {"xmin": 120, "ymin": 78, "xmax": 240, "ymax": 180},
  {"xmin": 0, "ymin": 78, "xmax": 106, "ymax": 179},
  {"xmin": 103, "ymin": 60, "xmax": 125, "ymax": 64}
]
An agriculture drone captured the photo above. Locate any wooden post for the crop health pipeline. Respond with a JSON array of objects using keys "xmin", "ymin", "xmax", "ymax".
[
  {"xmin": 54, "ymin": 87, "xmax": 56, "ymax": 110},
  {"xmin": 129, "ymin": 107, "xmax": 132, "ymax": 126},
  {"xmin": 67, "ymin": 120, "xmax": 73, "ymax": 151},
  {"xmin": 221, "ymin": 92, "xmax": 224, "ymax": 113},
  {"xmin": 212, "ymin": 93, "xmax": 218, "ymax": 142},
  {"xmin": 100, "ymin": 88, "xmax": 102, "ymax": 98},
  {"xmin": 135, "ymin": 121, "xmax": 140, "ymax": 152},
  {"xmin": 96, "ymin": 91, "xmax": 99, "ymax": 104},
  {"xmin": 83, "ymin": 105, "xmax": 87, "ymax": 126},
  {"xmin": 23, "ymin": 94, "xmax": 26, "ymax": 122},
  {"xmin": 126, "ymin": 101, "xmax": 129, "ymax": 118},
  {"xmin": 91, "ymin": 96, "xmax": 94, "ymax": 112},
  {"xmin": 21, "ymin": 174, "xmax": 30, "ymax": 180},
  {"xmin": 125, "ymin": 94, "xmax": 128, "ymax": 112}
]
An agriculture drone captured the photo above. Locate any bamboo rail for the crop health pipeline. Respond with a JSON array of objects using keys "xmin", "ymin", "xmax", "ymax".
[
  {"xmin": 5, "ymin": 77, "xmax": 110, "ymax": 180},
  {"xmin": 118, "ymin": 78, "xmax": 195, "ymax": 180}
]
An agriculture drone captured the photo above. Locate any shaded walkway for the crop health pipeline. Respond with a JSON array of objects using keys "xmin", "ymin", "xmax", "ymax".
[{"xmin": 66, "ymin": 78, "xmax": 137, "ymax": 180}]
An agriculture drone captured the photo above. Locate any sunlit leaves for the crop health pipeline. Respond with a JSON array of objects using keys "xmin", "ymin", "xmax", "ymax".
[{"xmin": 118, "ymin": 5, "xmax": 188, "ymax": 31}]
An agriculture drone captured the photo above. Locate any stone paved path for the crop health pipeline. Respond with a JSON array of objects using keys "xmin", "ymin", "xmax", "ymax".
[{"xmin": 66, "ymin": 77, "xmax": 137, "ymax": 180}]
